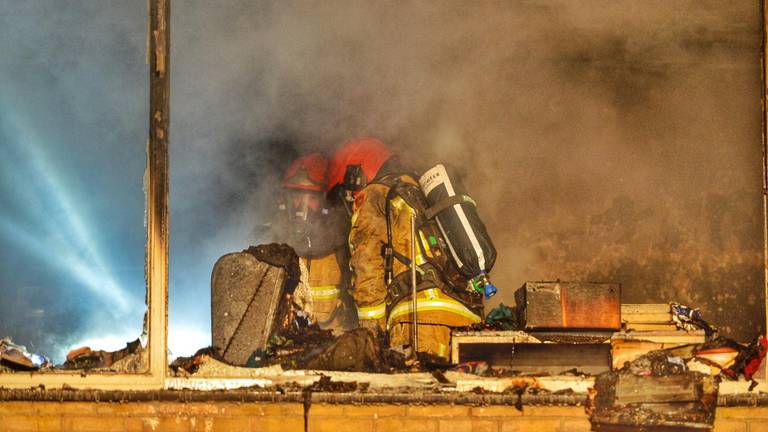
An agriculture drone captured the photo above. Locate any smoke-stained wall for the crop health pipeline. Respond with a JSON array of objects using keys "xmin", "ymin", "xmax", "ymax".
[{"xmin": 169, "ymin": 0, "xmax": 764, "ymax": 347}]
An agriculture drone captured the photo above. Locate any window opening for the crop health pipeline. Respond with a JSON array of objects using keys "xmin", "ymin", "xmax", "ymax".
[{"xmin": 0, "ymin": 0, "xmax": 168, "ymax": 389}]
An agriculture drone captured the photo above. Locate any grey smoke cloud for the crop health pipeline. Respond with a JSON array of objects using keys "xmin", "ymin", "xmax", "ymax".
[{"xmin": 171, "ymin": 0, "xmax": 764, "ymax": 344}]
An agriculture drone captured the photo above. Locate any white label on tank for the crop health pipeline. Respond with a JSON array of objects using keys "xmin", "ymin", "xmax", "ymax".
[{"xmin": 419, "ymin": 164, "xmax": 447, "ymax": 196}]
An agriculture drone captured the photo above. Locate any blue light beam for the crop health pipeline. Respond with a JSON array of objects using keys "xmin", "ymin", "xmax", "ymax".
[{"xmin": 0, "ymin": 111, "xmax": 140, "ymax": 316}]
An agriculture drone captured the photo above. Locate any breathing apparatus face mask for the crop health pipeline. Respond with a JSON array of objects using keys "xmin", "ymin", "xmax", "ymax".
[
  {"xmin": 280, "ymin": 189, "xmax": 348, "ymax": 258},
  {"xmin": 286, "ymin": 190, "xmax": 320, "ymax": 223}
]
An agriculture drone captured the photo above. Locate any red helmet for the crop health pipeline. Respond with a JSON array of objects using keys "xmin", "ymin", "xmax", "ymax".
[
  {"xmin": 282, "ymin": 153, "xmax": 328, "ymax": 192},
  {"xmin": 326, "ymin": 138, "xmax": 392, "ymax": 191}
]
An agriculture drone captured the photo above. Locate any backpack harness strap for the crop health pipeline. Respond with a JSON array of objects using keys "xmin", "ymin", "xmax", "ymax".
[{"xmin": 424, "ymin": 194, "xmax": 477, "ymax": 220}]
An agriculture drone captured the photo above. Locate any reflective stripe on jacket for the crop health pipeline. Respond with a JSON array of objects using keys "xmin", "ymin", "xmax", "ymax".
[
  {"xmin": 310, "ymin": 285, "xmax": 340, "ymax": 300},
  {"xmin": 300, "ymin": 254, "xmax": 346, "ymax": 331},
  {"xmin": 357, "ymin": 302, "xmax": 386, "ymax": 320},
  {"xmin": 387, "ymin": 287, "xmax": 481, "ymax": 329}
]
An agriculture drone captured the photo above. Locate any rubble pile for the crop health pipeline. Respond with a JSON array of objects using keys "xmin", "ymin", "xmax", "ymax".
[
  {"xmin": 62, "ymin": 338, "xmax": 146, "ymax": 373},
  {"xmin": 589, "ymin": 303, "xmax": 767, "ymax": 431},
  {"xmin": 0, "ymin": 336, "xmax": 146, "ymax": 374},
  {"xmin": 0, "ymin": 338, "xmax": 50, "ymax": 371},
  {"xmin": 613, "ymin": 302, "xmax": 767, "ymax": 384},
  {"xmin": 589, "ymin": 350, "xmax": 719, "ymax": 431}
]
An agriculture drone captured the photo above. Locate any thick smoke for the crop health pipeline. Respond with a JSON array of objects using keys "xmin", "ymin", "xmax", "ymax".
[{"xmin": 171, "ymin": 0, "xmax": 764, "ymax": 345}]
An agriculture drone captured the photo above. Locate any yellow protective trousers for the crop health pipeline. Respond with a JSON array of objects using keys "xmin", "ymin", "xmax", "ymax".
[
  {"xmin": 301, "ymin": 253, "xmax": 349, "ymax": 333},
  {"xmin": 388, "ymin": 287, "xmax": 481, "ymax": 360}
]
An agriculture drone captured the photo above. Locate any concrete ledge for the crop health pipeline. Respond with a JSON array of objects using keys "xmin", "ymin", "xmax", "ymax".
[
  {"xmin": 0, "ymin": 388, "xmax": 587, "ymax": 406},
  {"xmin": 2, "ymin": 376, "xmax": 765, "ymax": 407}
]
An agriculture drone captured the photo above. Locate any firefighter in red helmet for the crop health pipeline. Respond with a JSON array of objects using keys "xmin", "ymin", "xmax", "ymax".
[
  {"xmin": 327, "ymin": 138, "xmax": 481, "ymax": 360},
  {"xmin": 279, "ymin": 153, "xmax": 356, "ymax": 333}
]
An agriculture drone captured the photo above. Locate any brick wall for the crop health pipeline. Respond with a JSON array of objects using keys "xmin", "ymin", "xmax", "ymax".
[{"xmin": 0, "ymin": 401, "xmax": 766, "ymax": 431}]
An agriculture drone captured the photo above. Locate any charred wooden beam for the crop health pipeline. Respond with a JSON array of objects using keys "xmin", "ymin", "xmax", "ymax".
[
  {"xmin": 146, "ymin": 0, "xmax": 170, "ymax": 381},
  {"xmin": 762, "ymin": 0, "xmax": 768, "ymax": 385}
]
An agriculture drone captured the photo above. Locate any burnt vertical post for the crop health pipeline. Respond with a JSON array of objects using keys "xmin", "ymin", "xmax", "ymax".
[
  {"xmin": 762, "ymin": 0, "xmax": 767, "ymax": 382},
  {"xmin": 147, "ymin": 0, "xmax": 170, "ymax": 378}
]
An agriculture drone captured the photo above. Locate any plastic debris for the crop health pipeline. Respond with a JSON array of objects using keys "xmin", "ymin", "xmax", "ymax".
[
  {"xmin": 453, "ymin": 360, "xmax": 490, "ymax": 376},
  {"xmin": 0, "ymin": 337, "xmax": 51, "ymax": 371},
  {"xmin": 483, "ymin": 303, "xmax": 520, "ymax": 330},
  {"xmin": 742, "ymin": 335, "xmax": 767, "ymax": 380},
  {"xmin": 696, "ymin": 347, "xmax": 739, "ymax": 369},
  {"xmin": 670, "ymin": 302, "xmax": 718, "ymax": 338}
]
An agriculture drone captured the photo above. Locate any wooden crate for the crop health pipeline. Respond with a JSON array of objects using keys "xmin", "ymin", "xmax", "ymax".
[{"xmin": 621, "ymin": 303, "xmax": 674, "ymax": 331}]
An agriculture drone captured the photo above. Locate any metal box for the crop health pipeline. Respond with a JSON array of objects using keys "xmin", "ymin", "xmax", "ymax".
[{"xmin": 522, "ymin": 281, "xmax": 621, "ymax": 330}]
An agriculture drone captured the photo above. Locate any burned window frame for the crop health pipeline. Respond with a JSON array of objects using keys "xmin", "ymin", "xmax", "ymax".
[
  {"xmin": 0, "ymin": 0, "xmax": 169, "ymax": 390},
  {"xmin": 762, "ymin": 0, "xmax": 768, "ymax": 383}
]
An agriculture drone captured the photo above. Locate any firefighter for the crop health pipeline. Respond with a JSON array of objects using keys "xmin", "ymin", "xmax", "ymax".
[
  {"xmin": 326, "ymin": 138, "xmax": 482, "ymax": 360},
  {"xmin": 278, "ymin": 153, "xmax": 356, "ymax": 333}
]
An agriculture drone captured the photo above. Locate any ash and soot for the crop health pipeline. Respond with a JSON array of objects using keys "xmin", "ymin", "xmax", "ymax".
[{"xmin": 0, "ymin": 0, "xmax": 764, "ymax": 363}]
